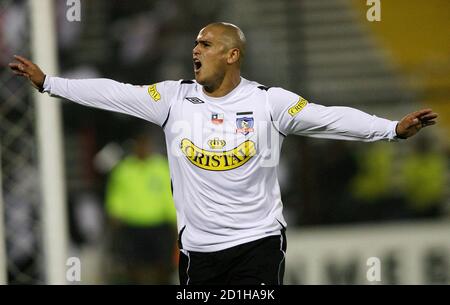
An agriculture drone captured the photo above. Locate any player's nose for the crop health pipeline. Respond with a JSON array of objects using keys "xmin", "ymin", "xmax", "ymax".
[{"xmin": 193, "ymin": 44, "xmax": 201, "ymax": 56}]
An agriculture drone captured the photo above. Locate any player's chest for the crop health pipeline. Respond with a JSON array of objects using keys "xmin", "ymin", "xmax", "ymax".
[
  {"xmin": 165, "ymin": 96, "xmax": 275, "ymax": 171},
  {"xmin": 171, "ymin": 97, "xmax": 266, "ymax": 140}
]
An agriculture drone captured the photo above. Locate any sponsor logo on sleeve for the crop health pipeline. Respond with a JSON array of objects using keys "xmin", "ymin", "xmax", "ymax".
[
  {"xmin": 148, "ymin": 84, "xmax": 161, "ymax": 102},
  {"xmin": 180, "ymin": 139, "xmax": 256, "ymax": 171},
  {"xmin": 288, "ymin": 97, "xmax": 308, "ymax": 116}
]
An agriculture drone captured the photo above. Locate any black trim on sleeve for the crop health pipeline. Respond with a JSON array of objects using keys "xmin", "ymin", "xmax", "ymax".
[
  {"xmin": 257, "ymin": 85, "xmax": 271, "ymax": 91},
  {"xmin": 38, "ymin": 75, "xmax": 46, "ymax": 93},
  {"xmin": 270, "ymin": 114, "xmax": 287, "ymax": 137},
  {"xmin": 181, "ymin": 80, "xmax": 194, "ymax": 84},
  {"xmin": 161, "ymin": 106, "xmax": 172, "ymax": 129}
]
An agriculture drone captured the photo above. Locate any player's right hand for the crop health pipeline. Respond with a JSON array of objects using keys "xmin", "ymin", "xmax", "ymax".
[{"xmin": 9, "ymin": 55, "xmax": 46, "ymax": 91}]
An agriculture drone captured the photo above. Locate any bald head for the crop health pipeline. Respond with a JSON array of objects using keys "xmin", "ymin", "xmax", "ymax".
[
  {"xmin": 202, "ymin": 22, "xmax": 246, "ymax": 61},
  {"xmin": 193, "ymin": 22, "xmax": 245, "ymax": 95}
]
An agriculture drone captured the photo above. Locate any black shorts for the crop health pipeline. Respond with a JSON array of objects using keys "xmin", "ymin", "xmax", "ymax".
[{"xmin": 178, "ymin": 230, "xmax": 287, "ymax": 285}]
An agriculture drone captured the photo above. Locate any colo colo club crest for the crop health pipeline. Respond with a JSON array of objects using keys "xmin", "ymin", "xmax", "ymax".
[{"xmin": 236, "ymin": 111, "xmax": 254, "ymax": 135}]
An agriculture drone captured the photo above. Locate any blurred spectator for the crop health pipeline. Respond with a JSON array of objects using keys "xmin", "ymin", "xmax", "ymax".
[
  {"xmin": 104, "ymin": 130, "xmax": 176, "ymax": 284},
  {"xmin": 350, "ymin": 136, "xmax": 448, "ymax": 220},
  {"xmin": 351, "ymin": 143, "xmax": 394, "ymax": 202},
  {"xmin": 349, "ymin": 143, "xmax": 411, "ymax": 221},
  {"xmin": 400, "ymin": 135, "xmax": 447, "ymax": 216}
]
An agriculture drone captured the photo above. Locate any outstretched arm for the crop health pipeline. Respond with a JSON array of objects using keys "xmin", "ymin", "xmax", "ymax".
[
  {"xmin": 268, "ymin": 87, "xmax": 438, "ymax": 141},
  {"xmin": 9, "ymin": 55, "xmax": 173, "ymax": 127},
  {"xmin": 290, "ymin": 103, "xmax": 438, "ymax": 141}
]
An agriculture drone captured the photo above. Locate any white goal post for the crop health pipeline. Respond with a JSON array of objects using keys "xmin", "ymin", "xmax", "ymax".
[{"xmin": 29, "ymin": 0, "xmax": 69, "ymax": 284}]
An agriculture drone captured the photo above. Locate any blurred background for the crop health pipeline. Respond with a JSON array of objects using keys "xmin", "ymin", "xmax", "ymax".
[{"xmin": 0, "ymin": 0, "xmax": 449, "ymax": 284}]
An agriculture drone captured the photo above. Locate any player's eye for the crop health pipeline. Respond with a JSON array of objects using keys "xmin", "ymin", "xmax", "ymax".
[{"xmin": 200, "ymin": 41, "xmax": 210, "ymax": 48}]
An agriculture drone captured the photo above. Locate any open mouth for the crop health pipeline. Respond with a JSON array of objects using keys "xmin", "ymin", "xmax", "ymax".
[{"xmin": 193, "ymin": 59, "xmax": 202, "ymax": 72}]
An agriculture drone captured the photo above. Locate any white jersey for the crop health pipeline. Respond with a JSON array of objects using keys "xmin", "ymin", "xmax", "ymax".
[{"xmin": 43, "ymin": 76, "xmax": 399, "ymax": 252}]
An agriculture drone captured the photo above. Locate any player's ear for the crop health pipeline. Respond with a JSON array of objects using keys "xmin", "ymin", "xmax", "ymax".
[{"xmin": 227, "ymin": 48, "xmax": 240, "ymax": 64}]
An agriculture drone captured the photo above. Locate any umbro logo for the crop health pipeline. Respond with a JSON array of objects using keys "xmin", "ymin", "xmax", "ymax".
[{"xmin": 185, "ymin": 97, "xmax": 205, "ymax": 104}]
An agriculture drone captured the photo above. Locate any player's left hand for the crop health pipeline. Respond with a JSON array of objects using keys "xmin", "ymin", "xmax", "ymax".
[{"xmin": 395, "ymin": 108, "xmax": 438, "ymax": 139}]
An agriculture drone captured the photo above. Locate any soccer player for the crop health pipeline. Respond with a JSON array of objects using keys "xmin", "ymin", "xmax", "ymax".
[{"xmin": 10, "ymin": 22, "xmax": 437, "ymax": 285}]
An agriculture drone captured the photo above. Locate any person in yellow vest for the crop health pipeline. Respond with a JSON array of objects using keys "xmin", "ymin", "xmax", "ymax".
[
  {"xmin": 400, "ymin": 135, "xmax": 447, "ymax": 214},
  {"xmin": 105, "ymin": 131, "xmax": 176, "ymax": 284}
]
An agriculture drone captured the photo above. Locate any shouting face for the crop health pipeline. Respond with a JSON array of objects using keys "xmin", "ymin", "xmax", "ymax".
[{"xmin": 192, "ymin": 25, "xmax": 230, "ymax": 90}]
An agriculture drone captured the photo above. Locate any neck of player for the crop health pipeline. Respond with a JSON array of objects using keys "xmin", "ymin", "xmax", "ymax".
[{"xmin": 203, "ymin": 70, "xmax": 241, "ymax": 98}]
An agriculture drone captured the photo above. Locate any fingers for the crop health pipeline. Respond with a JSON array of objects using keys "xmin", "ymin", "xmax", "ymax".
[
  {"xmin": 417, "ymin": 111, "xmax": 438, "ymax": 128},
  {"xmin": 9, "ymin": 64, "xmax": 30, "ymax": 76},
  {"xmin": 10, "ymin": 70, "xmax": 28, "ymax": 77},
  {"xmin": 419, "ymin": 112, "xmax": 438, "ymax": 121},
  {"xmin": 396, "ymin": 108, "xmax": 437, "ymax": 139},
  {"xmin": 10, "ymin": 55, "xmax": 35, "ymax": 73},
  {"xmin": 422, "ymin": 121, "xmax": 436, "ymax": 127},
  {"xmin": 13, "ymin": 55, "xmax": 32, "ymax": 66},
  {"xmin": 406, "ymin": 109, "xmax": 438, "ymax": 127},
  {"xmin": 8, "ymin": 62, "xmax": 25, "ymax": 70},
  {"xmin": 405, "ymin": 115, "xmax": 422, "ymax": 128},
  {"xmin": 420, "ymin": 117, "xmax": 437, "ymax": 128},
  {"xmin": 8, "ymin": 63, "xmax": 29, "ymax": 75},
  {"xmin": 411, "ymin": 108, "xmax": 433, "ymax": 118},
  {"xmin": 10, "ymin": 67, "xmax": 28, "ymax": 75},
  {"xmin": 8, "ymin": 62, "xmax": 20, "ymax": 70},
  {"xmin": 411, "ymin": 111, "xmax": 438, "ymax": 130},
  {"xmin": 9, "ymin": 56, "xmax": 45, "ymax": 89}
]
